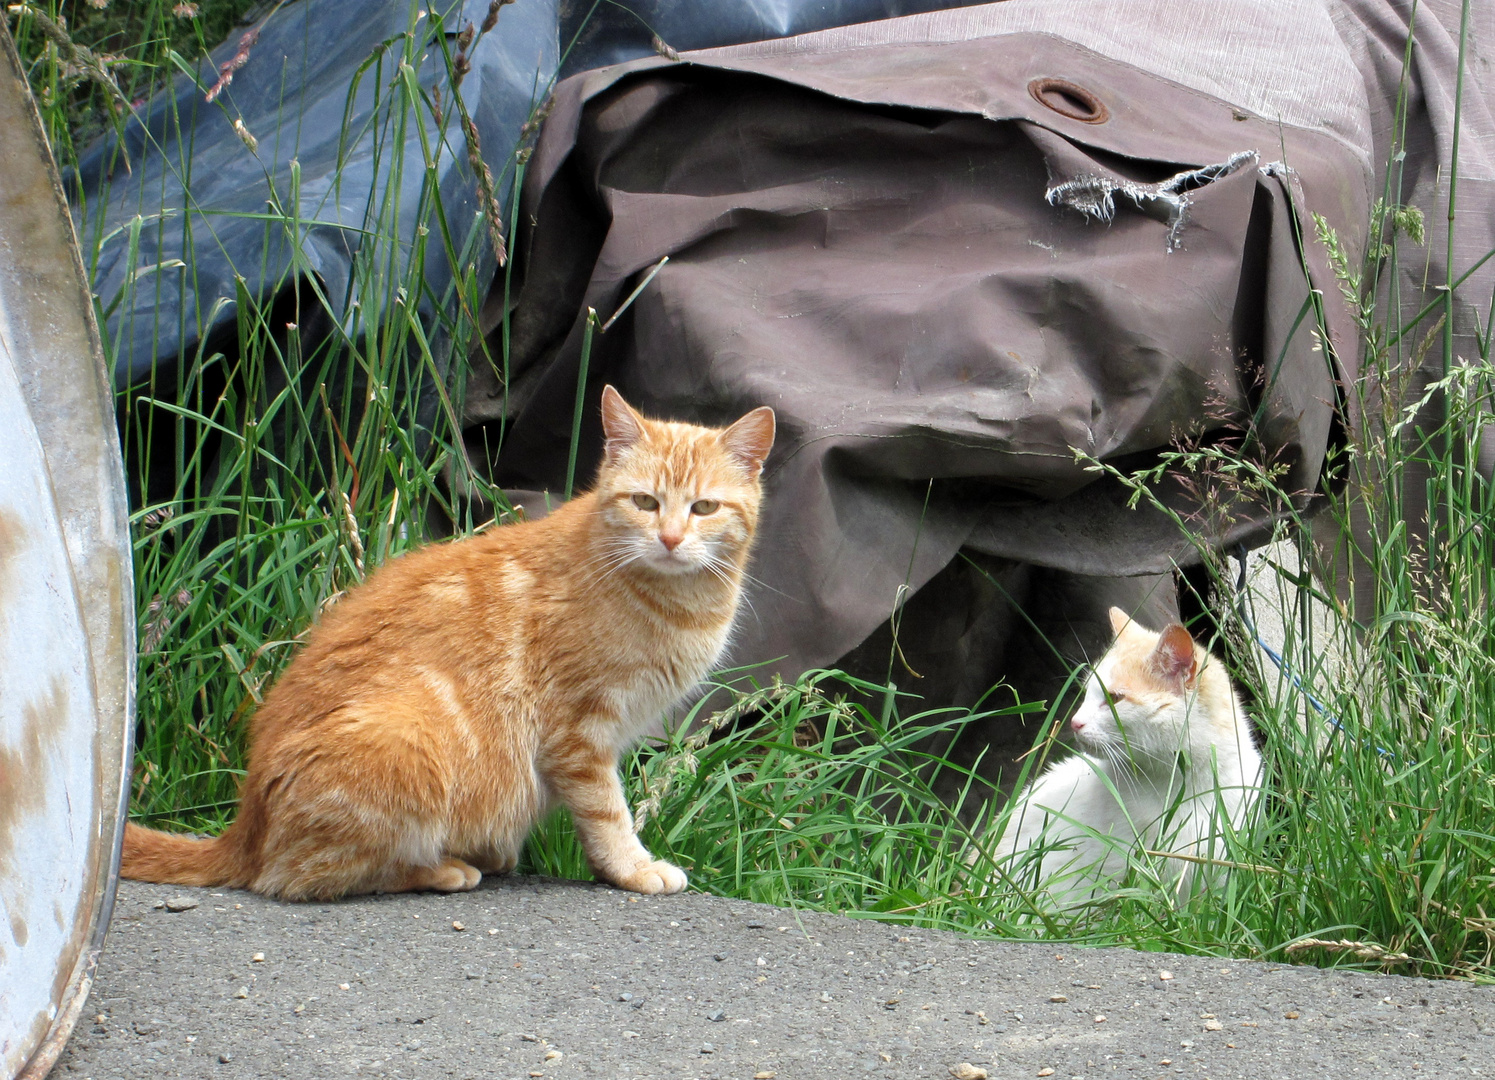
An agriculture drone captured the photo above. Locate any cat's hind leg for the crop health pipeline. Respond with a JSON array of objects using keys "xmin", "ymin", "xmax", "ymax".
[
  {"xmin": 249, "ymin": 706, "xmax": 468, "ymax": 900},
  {"xmin": 465, "ymin": 841, "xmax": 521, "ymax": 876},
  {"xmin": 384, "ymin": 857, "xmax": 482, "ymax": 893},
  {"xmin": 262, "ymin": 844, "xmax": 481, "ymax": 900}
]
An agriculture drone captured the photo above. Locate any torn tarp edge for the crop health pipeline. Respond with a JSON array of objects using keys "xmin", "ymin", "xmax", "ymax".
[{"xmin": 1045, "ymin": 149, "xmax": 1260, "ymax": 251}]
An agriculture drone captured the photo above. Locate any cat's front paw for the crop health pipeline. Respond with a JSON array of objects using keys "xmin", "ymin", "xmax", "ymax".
[{"xmin": 614, "ymin": 859, "xmax": 688, "ymax": 895}]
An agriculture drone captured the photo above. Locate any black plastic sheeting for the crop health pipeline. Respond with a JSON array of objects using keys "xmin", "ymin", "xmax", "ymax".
[{"xmin": 74, "ymin": 0, "xmax": 988, "ymax": 387}]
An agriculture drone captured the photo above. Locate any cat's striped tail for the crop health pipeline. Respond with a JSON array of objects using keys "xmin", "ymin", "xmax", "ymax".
[{"xmin": 121, "ymin": 822, "xmax": 244, "ymax": 888}]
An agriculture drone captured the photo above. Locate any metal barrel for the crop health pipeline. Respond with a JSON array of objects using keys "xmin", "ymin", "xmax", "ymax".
[{"xmin": 0, "ymin": 20, "xmax": 135, "ymax": 1080}]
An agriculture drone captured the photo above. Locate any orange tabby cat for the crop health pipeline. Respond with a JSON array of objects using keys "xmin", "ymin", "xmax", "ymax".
[{"xmin": 122, "ymin": 386, "xmax": 775, "ymax": 900}]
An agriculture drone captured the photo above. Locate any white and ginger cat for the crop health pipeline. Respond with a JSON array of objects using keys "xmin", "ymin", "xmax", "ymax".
[
  {"xmin": 122, "ymin": 386, "xmax": 775, "ymax": 901},
  {"xmin": 991, "ymin": 607, "xmax": 1262, "ymax": 901}
]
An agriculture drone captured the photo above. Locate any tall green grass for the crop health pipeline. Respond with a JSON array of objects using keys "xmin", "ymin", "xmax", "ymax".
[
  {"xmin": 14, "ymin": 0, "xmax": 1495, "ymax": 979},
  {"xmin": 14, "ymin": 0, "xmax": 514, "ymax": 822},
  {"xmin": 11, "ymin": 0, "xmax": 262, "ymax": 153}
]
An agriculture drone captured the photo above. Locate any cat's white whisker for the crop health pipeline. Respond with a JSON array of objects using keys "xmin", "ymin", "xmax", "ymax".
[{"xmin": 730, "ymin": 565, "xmax": 795, "ymax": 602}]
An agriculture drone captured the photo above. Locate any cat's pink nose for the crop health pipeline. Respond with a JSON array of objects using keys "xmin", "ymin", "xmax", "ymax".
[
  {"xmin": 659, "ymin": 530, "xmax": 683, "ymax": 551},
  {"xmin": 1070, "ymin": 718, "xmax": 1087, "ymax": 732}
]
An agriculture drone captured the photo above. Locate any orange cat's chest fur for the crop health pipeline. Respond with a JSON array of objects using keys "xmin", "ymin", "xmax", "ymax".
[{"xmin": 120, "ymin": 387, "xmax": 776, "ymax": 901}]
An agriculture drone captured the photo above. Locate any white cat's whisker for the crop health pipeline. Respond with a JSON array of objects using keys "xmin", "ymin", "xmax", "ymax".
[
  {"xmin": 729, "ymin": 565, "xmax": 795, "ymax": 602},
  {"xmin": 594, "ymin": 554, "xmax": 650, "ymax": 584},
  {"xmin": 583, "ymin": 539, "xmax": 653, "ymax": 581},
  {"xmin": 582, "ymin": 556, "xmax": 638, "ymax": 585},
  {"xmin": 697, "ymin": 552, "xmax": 740, "ymax": 588},
  {"xmin": 581, "ymin": 540, "xmax": 636, "ymax": 566}
]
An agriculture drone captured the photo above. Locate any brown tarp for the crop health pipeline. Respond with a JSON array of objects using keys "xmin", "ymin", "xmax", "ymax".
[{"xmin": 466, "ymin": 1, "xmax": 1489, "ymax": 721}]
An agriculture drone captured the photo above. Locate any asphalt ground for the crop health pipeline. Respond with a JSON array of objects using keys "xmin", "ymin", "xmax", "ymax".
[{"xmin": 53, "ymin": 877, "xmax": 1495, "ymax": 1080}]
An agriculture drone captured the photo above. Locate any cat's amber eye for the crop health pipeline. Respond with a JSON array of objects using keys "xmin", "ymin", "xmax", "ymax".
[
  {"xmin": 691, "ymin": 499, "xmax": 720, "ymax": 516},
  {"xmin": 632, "ymin": 493, "xmax": 660, "ymax": 512}
]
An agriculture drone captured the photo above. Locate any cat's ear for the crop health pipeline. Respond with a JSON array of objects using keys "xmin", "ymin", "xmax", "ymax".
[
  {"xmin": 721, "ymin": 406, "xmax": 776, "ymax": 477},
  {"xmin": 600, "ymin": 385, "xmax": 646, "ymax": 464},
  {"xmin": 1108, "ymin": 606, "xmax": 1132, "ymax": 637},
  {"xmin": 1151, "ymin": 624, "xmax": 1199, "ymax": 687}
]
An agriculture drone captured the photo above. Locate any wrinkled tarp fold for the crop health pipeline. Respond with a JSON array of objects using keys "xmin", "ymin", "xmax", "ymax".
[{"xmin": 479, "ymin": 17, "xmax": 1367, "ymax": 683}]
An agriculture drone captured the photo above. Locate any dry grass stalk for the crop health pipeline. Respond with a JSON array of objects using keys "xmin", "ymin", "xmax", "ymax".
[
  {"xmin": 460, "ymin": 113, "xmax": 507, "ymax": 266},
  {"xmin": 1284, "ymin": 938, "xmax": 1411, "ymax": 964},
  {"xmin": 204, "ymin": 26, "xmax": 258, "ymax": 103},
  {"xmin": 204, "ymin": 0, "xmax": 289, "ymax": 103},
  {"xmin": 231, "ymin": 117, "xmax": 257, "ymax": 152},
  {"xmin": 13, "ymin": 4, "xmax": 130, "ymax": 111},
  {"xmin": 480, "ymin": 0, "xmax": 512, "ymax": 33},
  {"xmin": 341, "ymin": 491, "xmax": 365, "ymax": 579},
  {"xmin": 140, "ymin": 588, "xmax": 192, "ymax": 653},
  {"xmin": 1428, "ymin": 899, "xmax": 1495, "ymax": 971}
]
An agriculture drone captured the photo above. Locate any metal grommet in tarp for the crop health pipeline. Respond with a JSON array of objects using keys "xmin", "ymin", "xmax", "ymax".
[
  {"xmin": 1027, "ymin": 76, "xmax": 1110, "ymax": 124},
  {"xmin": 0, "ymin": 17, "xmax": 135, "ymax": 1080}
]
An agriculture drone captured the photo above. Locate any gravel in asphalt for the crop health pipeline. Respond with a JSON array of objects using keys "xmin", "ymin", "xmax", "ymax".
[{"xmin": 53, "ymin": 877, "xmax": 1495, "ymax": 1079}]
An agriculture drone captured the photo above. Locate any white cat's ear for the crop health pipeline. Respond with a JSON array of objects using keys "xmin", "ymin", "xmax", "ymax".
[
  {"xmin": 722, "ymin": 406, "xmax": 776, "ymax": 477},
  {"xmin": 600, "ymin": 385, "xmax": 646, "ymax": 464},
  {"xmin": 1152, "ymin": 624, "xmax": 1199, "ymax": 687},
  {"xmin": 1108, "ymin": 606, "xmax": 1131, "ymax": 636}
]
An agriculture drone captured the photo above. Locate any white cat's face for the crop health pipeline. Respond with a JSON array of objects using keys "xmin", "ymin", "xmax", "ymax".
[{"xmin": 1068, "ymin": 611, "xmax": 1203, "ymax": 767}]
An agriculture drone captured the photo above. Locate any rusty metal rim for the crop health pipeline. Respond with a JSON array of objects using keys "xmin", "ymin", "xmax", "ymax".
[
  {"xmin": 16, "ymin": 741, "xmax": 135, "ymax": 1080},
  {"xmin": 3, "ymin": 16, "xmax": 135, "ymax": 1080},
  {"xmin": 17, "ymin": 673, "xmax": 134, "ymax": 1080}
]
